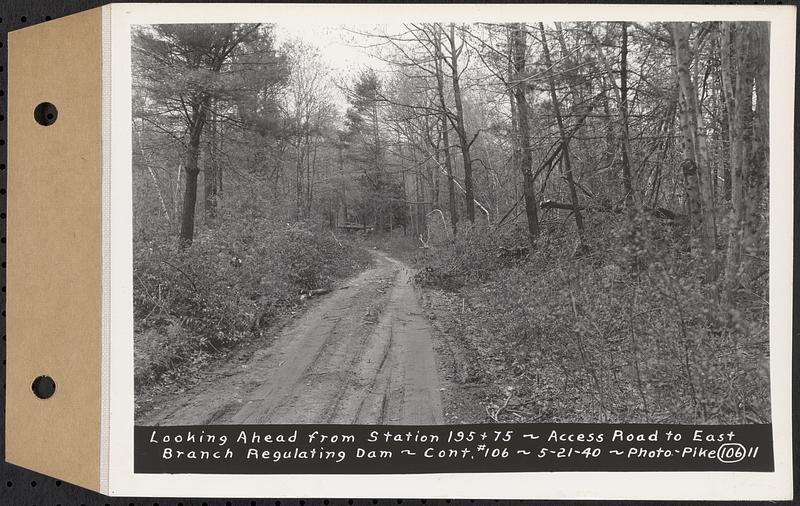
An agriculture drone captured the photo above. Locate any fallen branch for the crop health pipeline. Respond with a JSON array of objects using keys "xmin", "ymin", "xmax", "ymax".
[
  {"xmin": 330, "ymin": 230, "xmax": 343, "ymax": 248},
  {"xmin": 495, "ymin": 194, "xmax": 525, "ymax": 228},
  {"xmin": 160, "ymin": 260, "xmax": 200, "ymax": 293},
  {"xmin": 540, "ymin": 200, "xmax": 682, "ymax": 221},
  {"xmin": 486, "ymin": 391, "xmax": 513, "ymax": 422},
  {"xmin": 300, "ymin": 287, "xmax": 333, "ymax": 301},
  {"xmin": 497, "ymin": 245, "xmax": 529, "ymax": 259}
]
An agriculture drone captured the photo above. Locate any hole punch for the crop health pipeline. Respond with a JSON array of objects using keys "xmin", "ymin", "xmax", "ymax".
[
  {"xmin": 33, "ymin": 102, "xmax": 58, "ymax": 126},
  {"xmin": 31, "ymin": 375, "xmax": 56, "ymax": 399}
]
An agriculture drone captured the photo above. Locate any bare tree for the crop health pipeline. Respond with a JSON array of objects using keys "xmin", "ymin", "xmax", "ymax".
[
  {"xmin": 509, "ymin": 24, "xmax": 540, "ymax": 243},
  {"xmin": 539, "ymin": 23, "xmax": 585, "ymax": 235},
  {"xmin": 670, "ymin": 22, "xmax": 718, "ymax": 276}
]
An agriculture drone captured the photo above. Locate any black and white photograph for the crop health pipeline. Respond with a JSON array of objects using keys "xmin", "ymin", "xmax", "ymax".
[{"xmin": 132, "ymin": 19, "xmax": 773, "ymax": 428}]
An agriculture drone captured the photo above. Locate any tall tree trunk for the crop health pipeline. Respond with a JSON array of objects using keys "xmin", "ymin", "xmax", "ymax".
[
  {"xmin": 203, "ymin": 100, "xmax": 217, "ymax": 220},
  {"xmin": 670, "ymin": 45, "xmax": 702, "ymax": 228},
  {"xmin": 217, "ymin": 120, "xmax": 223, "ymax": 201},
  {"xmin": 619, "ymin": 22, "xmax": 634, "ymax": 207},
  {"xmin": 399, "ymin": 141, "xmax": 408, "ymax": 235},
  {"xmin": 308, "ymin": 134, "xmax": 318, "ymax": 215},
  {"xmin": 416, "ymin": 171, "xmax": 426, "ymax": 240},
  {"xmin": 601, "ymin": 84, "xmax": 614, "ymax": 164},
  {"xmin": 370, "ymin": 94, "xmax": 385, "ymax": 233},
  {"xmin": 671, "ymin": 22, "xmax": 718, "ymax": 280},
  {"xmin": 719, "ymin": 78, "xmax": 733, "ymax": 201},
  {"xmin": 442, "ymin": 115, "xmax": 458, "ymax": 236},
  {"xmin": 750, "ymin": 22, "xmax": 769, "ymax": 274},
  {"xmin": 753, "ymin": 23, "xmax": 770, "ymax": 176},
  {"xmin": 336, "ymin": 142, "xmax": 346, "ymax": 225},
  {"xmin": 510, "ymin": 23, "xmax": 540, "ymax": 244},
  {"xmin": 135, "ymin": 119, "xmax": 170, "ymax": 221},
  {"xmin": 617, "ymin": 21, "xmax": 644, "ymax": 269},
  {"xmin": 431, "ymin": 129, "xmax": 441, "ymax": 209},
  {"xmin": 305, "ymin": 134, "xmax": 312, "ymax": 216},
  {"xmin": 180, "ymin": 99, "xmax": 208, "ymax": 245},
  {"xmin": 720, "ymin": 22, "xmax": 758, "ymax": 298},
  {"xmin": 295, "ymin": 137, "xmax": 304, "ymax": 219},
  {"xmin": 539, "ymin": 23, "xmax": 584, "ymax": 234},
  {"xmin": 447, "ymin": 24, "xmax": 475, "ymax": 223},
  {"xmin": 588, "ymin": 23, "xmax": 636, "ymax": 207},
  {"xmin": 434, "ymin": 24, "xmax": 458, "ymax": 236}
]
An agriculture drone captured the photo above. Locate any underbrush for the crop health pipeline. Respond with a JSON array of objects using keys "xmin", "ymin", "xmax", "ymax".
[
  {"xmin": 133, "ymin": 220, "xmax": 372, "ymax": 391},
  {"xmin": 415, "ymin": 215, "xmax": 770, "ymax": 424}
]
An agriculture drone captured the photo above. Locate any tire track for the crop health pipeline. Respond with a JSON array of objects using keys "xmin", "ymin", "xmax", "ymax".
[{"xmin": 139, "ymin": 250, "xmax": 443, "ymax": 426}]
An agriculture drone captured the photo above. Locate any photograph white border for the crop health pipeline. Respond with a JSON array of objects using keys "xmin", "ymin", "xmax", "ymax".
[{"xmin": 106, "ymin": 3, "xmax": 795, "ymax": 499}]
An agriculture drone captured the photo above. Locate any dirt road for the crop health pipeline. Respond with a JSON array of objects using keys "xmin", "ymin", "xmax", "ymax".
[{"xmin": 140, "ymin": 251, "xmax": 444, "ymax": 425}]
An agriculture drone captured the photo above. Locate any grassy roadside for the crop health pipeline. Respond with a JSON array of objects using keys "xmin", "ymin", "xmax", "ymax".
[
  {"xmin": 134, "ymin": 221, "xmax": 372, "ymax": 415},
  {"xmin": 402, "ymin": 216, "xmax": 770, "ymax": 424}
]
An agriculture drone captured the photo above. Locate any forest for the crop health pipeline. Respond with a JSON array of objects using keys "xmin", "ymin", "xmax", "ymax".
[{"xmin": 133, "ymin": 21, "xmax": 771, "ymax": 424}]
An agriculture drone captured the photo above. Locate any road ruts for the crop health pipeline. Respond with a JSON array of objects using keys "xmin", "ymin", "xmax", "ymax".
[{"xmin": 142, "ymin": 250, "xmax": 443, "ymax": 426}]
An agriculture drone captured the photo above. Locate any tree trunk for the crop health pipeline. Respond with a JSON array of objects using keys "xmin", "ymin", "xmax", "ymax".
[
  {"xmin": 539, "ymin": 23, "xmax": 584, "ymax": 234},
  {"xmin": 308, "ymin": 134, "xmax": 318, "ymax": 215},
  {"xmin": 295, "ymin": 138, "xmax": 304, "ymax": 219},
  {"xmin": 305, "ymin": 129, "xmax": 313, "ymax": 216},
  {"xmin": 510, "ymin": 24, "xmax": 540, "ymax": 244},
  {"xmin": 338, "ymin": 143, "xmax": 347, "ymax": 225},
  {"xmin": 416, "ymin": 171, "xmax": 426, "ymax": 240},
  {"xmin": 720, "ymin": 22, "xmax": 758, "ymax": 298},
  {"xmin": 588, "ymin": 23, "xmax": 637, "ymax": 207},
  {"xmin": 434, "ymin": 24, "xmax": 458, "ymax": 236},
  {"xmin": 751, "ymin": 22, "xmax": 769, "ymax": 260},
  {"xmin": 135, "ymin": 119, "xmax": 170, "ymax": 221},
  {"xmin": 180, "ymin": 99, "xmax": 208, "ymax": 245},
  {"xmin": 448, "ymin": 24, "xmax": 475, "ymax": 224},
  {"xmin": 203, "ymin": 100, "xmax": 217, "ymax": 220},
  {"xmin": 432, "ymin": 145, "xmax": 441, "ymax": 209},
  {"xmin": 671, "ymin": 22, "xmax": 718, "ymax": 279},
  {"xmin": 443, "ymin": 115, "xmax": 458, "ymax": 236},
  {"xmin": 620, "ymin": 22, "xmax": 634, "ymax": 207},
  {"xmin": 217, "ymin": 120, "xmax": 224, "ymax": 201},
  {"xmin": 306, "ymin": 133, "xmax": 312, "ymax": 215}
]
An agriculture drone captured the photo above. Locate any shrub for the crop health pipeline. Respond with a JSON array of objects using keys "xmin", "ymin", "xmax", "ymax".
[
  {"xmin": 133, "ymin": 220, "xmax": 371, "ymax": 391},
  {"xmin": 415, "ymin": 214, "xmax": 770, "ymax": 424}
]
